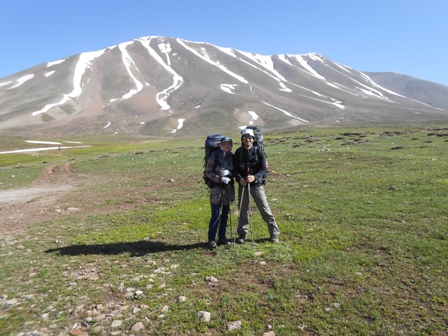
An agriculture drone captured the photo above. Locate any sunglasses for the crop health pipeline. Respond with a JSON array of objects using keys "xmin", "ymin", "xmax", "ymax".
[{"xmin": 242, "ymin": 136, "xmax": 254, "ymax": 140}]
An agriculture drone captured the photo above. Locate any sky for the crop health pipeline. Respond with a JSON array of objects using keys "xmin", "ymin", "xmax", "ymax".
[{"xmin": 1, "ymin": 0, "xmax": 447, "ymax": 87}]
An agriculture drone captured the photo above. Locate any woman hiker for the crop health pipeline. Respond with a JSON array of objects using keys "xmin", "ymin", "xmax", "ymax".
[{"xmin": 204, "ymin": 136, "xmax": 235, "ymax": 249}]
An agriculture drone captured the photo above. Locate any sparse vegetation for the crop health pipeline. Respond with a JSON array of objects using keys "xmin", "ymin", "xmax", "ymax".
[{"xmin": 0, "ymin": 124, "xmax": 447, "ymax": 335}]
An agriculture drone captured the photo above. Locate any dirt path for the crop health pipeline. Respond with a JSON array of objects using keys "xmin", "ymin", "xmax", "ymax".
[{"xmin": 0, "ymin": 163, "xmax": 78, "ymax": 238}]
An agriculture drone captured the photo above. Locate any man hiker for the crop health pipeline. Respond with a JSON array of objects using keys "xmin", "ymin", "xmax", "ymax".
[
  {"xmin": 234, "ymin": 128, "xmax": 280, "ymax": 243},
  {"xmin": 204, "ymin": 136, "xmax": 235, "ymax": 249}
]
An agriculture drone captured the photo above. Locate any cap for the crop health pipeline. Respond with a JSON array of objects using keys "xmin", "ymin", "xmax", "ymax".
[
  {"xmin": 220, "ymin": 136, "xmax": 233, "ymax": 143},
  {"xmin": 241, "ymin": 128, "xmax": 255, "ymax": 138}
]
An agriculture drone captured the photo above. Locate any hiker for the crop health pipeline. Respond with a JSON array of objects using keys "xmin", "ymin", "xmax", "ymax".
[
  {"xmin": 234, "ymin": 128, "xmax": 280, "ymax": 243},
  {"xmin": 204, "ymin": 136, "xmax": 235, "ymax": 249}
]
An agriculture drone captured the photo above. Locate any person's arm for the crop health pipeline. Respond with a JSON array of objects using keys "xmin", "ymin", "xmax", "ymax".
[
  {"xmin": 254, "ymin": 148, "xmax": 267, "ymax": 182},
  {"xmin": 233, "ymin": 148, "xmax": 247, "ymax": 186},
  {"xmin": 205, "ymin": 152, "xmax": 221, "ymax": 183}
]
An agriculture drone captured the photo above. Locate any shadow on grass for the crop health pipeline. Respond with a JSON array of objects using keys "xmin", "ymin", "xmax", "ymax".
[
  {"xmin": 45, "ymin": 238, "xmax": 272, "ymax": 257},
  {"xmin": 45, "ymin": 240, "xmax": 207, "ymax": 257}
]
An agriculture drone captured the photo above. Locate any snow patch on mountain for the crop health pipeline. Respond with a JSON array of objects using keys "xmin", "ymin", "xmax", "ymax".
[
  {"xmin": 139, "ymin": 37, "xmax": 184, "ymax": 111},
  {"xmin": 44, "ymin": 71, "xmax": 55, "ymax": 78},
  {"xmin": 171, "ymin": 118, "xmax": 185, "ymax": 133},
  {"xmin": 32, "ymin": 49, "xmax": 105, "ymax": 116},
  {"xmin": 290, "ymin": 54, "xmax": 326, "ymax": 80},
  {"xmin": 8, "ymin": 74, "xmax": 34, "ymax": 89},
  {"xmin": 118, "ymin": 42, "xmax": 145, "ymax": 100},
  {"xmin": 220, "ymin": 84, "xmax": 237, "ymax": 94},
  {"xmin": 238, "ymin": 51, "xmax": 287, "ymax": 81},
  {"xmin": 47, "ymin": 59, "xmax": 67, "ymax": 67},
  {"xmin": 248, "ymin": 111, "xmax": 259, "ymax": 125},
  {"xmin": 0, "ymin": 81, "xmax": 12, "ymax": 87},
  {"xmin": 178, "ymin": 39, "xmax": 248, "ymax": 84},
  {"xmin": 262, "ymin": 101, "xmax": 309, "ymax": 123},
  {"xmin": 279, "ymin": 82, "xmax": 292, "ymax": 92}
]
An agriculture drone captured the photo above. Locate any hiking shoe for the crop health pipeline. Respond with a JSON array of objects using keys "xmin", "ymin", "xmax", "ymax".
[
  {"xmin": 218, "ymin": 237, "xmax": 230, "ymax": 246},
  {"xmin": 270, "ymin": 234, "xmax": 279, "ymax": 243},
  {"xmin": 236, "ymin": 234, "xmax": 246, "ymax": 244},
  {"xmin": 208, "ymin": 241, "xmax": 217, "ymax": 249}
]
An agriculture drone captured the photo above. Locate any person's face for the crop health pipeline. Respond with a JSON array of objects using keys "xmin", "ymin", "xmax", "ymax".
[
  {"xmin": 221, "ymin": 141, "xmax": 232, "ymax": 151},
  {"xmin": 242, "ymin": 135, "xmax": 254, "ymax": 149}
]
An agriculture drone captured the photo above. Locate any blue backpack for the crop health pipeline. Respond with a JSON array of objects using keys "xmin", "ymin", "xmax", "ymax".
[{"xmin": 203, "ymin": 134, "xmax": 222, "ymax": 188}]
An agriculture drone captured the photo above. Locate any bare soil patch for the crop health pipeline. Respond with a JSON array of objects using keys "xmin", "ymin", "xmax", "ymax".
[
  {"xmin": 0, "ymin": 162, "xmax": 161, "ymax": 238},
  {"xmin": 0, "ymin": 164, "xmax": 78, "ymax": 237}
]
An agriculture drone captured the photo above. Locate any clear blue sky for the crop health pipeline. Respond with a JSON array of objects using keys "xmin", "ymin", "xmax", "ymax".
[{"xmin": 1, "ymin": 0, "xmax": 447, "ymax": 87}]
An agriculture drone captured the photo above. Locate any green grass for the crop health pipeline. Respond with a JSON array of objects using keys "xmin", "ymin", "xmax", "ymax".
[{"xmin": 0, "ymin": 124, "xmax": 447, "ymax": 335}]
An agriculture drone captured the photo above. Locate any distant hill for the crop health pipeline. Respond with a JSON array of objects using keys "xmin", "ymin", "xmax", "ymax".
[
  {"xmin": 364, "ymin": 72, "xmax": 448, "ymax": 110},
  {"xmin": 0, "ymin": 36, "xmax": 447, "ymax": 137}
]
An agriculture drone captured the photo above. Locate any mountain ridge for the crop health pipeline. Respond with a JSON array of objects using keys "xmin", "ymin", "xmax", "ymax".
[{"xmin": 1, "ymin": 36, "xmax": 447, "ymax": 137}]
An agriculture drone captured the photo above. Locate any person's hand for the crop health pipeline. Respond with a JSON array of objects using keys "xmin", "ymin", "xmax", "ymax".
[
  {"xmin": 221, "ymin": 177, "xmax": 231, "ymax": 184},
  {"xmin": 220, "ymin": 169, "xmax": 231, "ymax": 177},
  {"xmin": 246, "ymin": 175, "xmax": 255, "ymax": 183},
  {"xmin": 239, "ymin": 178, "xmax": 247, "ymax": 186}
]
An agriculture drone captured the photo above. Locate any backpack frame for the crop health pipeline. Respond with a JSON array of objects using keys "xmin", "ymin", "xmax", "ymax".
[{"xmin": 203, "ymin": 134, "xmax": 222, "ymax": 188}]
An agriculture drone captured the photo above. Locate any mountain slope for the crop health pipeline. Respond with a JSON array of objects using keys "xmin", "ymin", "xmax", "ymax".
[
  {"xmin": 0, "ymin": 36, "xmax": 446, "ymax": 137},
  {"xmin": 364, "ymin": 72, "xmax": 448, "ymax": 110}
]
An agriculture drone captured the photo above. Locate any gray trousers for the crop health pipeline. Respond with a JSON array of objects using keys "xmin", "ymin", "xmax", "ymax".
[{"xmin": 237, "ymin": 184, "xmax": 280, "ymax": 237}]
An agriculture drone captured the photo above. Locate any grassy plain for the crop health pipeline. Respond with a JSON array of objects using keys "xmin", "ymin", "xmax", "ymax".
[{"xmin": 0, "ymin": 124, "xmax": 447, "ymax": 335}]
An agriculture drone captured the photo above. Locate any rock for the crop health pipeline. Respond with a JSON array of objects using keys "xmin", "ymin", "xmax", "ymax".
[
  {"xmin": 111, "ymin": 320, "xmax": 122, "ymax": 328},
  {"xmin": 198, "ymin": 311, "xmax": 211, "ymax": 322},
  {"xmin": 131, "ymin": 321, "xmax": 145, "ymax": 331},
  {"xmin": 96, "ymin": 314, "xmax": 106, "ymax": 321},
  {"xmin": 227, "ymin": 320, "xmax": 242, "ymax": 331},
  {"xmin": 161, "ymin": 305, "xmax": 169, "ymax": 312},
  {"xmin": 70, "ymin": 328, "xmax": 83, "ymax": 336},
  {"xmin": 263, "ymin": 331, "xmax": 276, "ymax": 336},
  {"xmin": 4, "ymin": 298, "xmax": 18, "ymax": 306},
  {"xmin": 177, "ymin": 296, "xmax": 186, "ymax": 302},
  {"xmin": 205, "ymin": 276, "xmax": 218, "ymax": 283}
]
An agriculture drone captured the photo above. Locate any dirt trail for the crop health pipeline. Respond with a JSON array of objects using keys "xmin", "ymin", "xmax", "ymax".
[{"xmin": 0, "ymin": 163, "xmax": 78, "ymax": 238}]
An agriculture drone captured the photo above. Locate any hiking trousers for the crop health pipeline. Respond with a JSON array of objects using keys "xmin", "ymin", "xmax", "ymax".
[
  {"xmin": 208, "ymin": 203, "xmax": 229, "ymax": 242},
  {"xmin": 237, "ymin": 184, "xmax": 280, "ymax": 237}
]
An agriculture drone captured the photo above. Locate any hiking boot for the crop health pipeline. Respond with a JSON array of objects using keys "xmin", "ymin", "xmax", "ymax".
[
  {"xmin": 270, "ymin": 234, "xmax": 279, "ymax": 243},
  {"xmin": 218, "ymin": 237, "xmax": 230, "ymax": 246},
  {"xmin": 236, "ymin": 234, "xmax": 246, "ymax": 244},
  {"xmin": 208, "ymin": 241, "xmax": 217, "ymax": 249}
]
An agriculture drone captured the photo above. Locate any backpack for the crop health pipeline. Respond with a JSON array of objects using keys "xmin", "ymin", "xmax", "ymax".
[{"xmin": 203, "ymin": 134, "xmax": 222, "ymax": 188}]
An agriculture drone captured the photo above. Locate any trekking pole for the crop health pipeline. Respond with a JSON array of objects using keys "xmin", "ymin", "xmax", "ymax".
[
  {"xmin": 226, "ymin": 184, "xmax": 234, "ymax": 246},
  {"xmin": 247, "ymin": 182, "xmax": 254, "ymax": 246},
  {"xmin": 237, "ymin": 184, "xmax": 246, "ymax": 241}
]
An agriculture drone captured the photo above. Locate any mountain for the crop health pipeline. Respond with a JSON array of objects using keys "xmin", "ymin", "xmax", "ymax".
[
  {"xmin": 363, "ymin": 72, "xmax": 448, "ymax": 110},
  {"xmin": 0, "ymin": 36, "xmax": 447, "ymax": 137}
]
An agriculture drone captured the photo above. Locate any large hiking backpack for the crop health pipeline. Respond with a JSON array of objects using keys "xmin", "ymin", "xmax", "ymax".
[{"xmin": 203, "ymin": 134, "xmax": 222, "ymax": 188}]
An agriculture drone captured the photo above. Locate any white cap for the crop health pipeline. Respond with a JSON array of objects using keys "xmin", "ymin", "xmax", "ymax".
[{"xmin": 241, "ymin": 128, "xmax": 255, "ymax": 137}]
